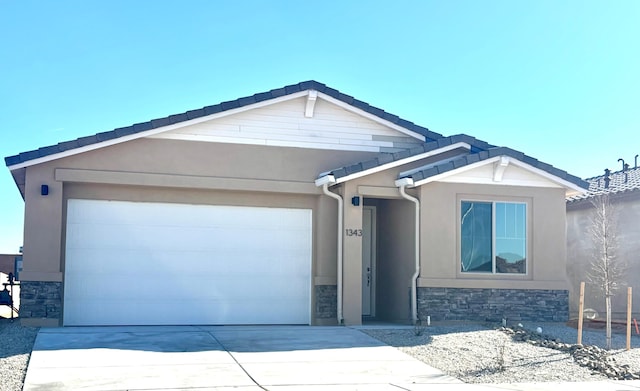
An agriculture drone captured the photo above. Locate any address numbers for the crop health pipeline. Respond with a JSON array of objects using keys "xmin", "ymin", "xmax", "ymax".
[{"xmin": 345, "ymin": 229, "xmax": 363, "ymax": 237}]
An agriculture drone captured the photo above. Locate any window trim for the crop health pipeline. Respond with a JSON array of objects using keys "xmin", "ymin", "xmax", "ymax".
[{"xmin": 457, "ymin": 195, "xmax": 532, "ymax": 279}]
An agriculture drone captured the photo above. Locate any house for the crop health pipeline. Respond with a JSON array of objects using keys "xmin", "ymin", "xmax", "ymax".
[
  {"xmin": 5, "ymin": 81, "xmax": 588, "ymax": 327},
  {"xmin": 566, "ymin": 163, "xmax": 640, "ymax": 319},
  {"xmin": 0, "ymin": 254, "xmax": 19, "ymax": 276}
]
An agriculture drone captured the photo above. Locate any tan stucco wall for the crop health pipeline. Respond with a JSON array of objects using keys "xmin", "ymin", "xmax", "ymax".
[
  {"xmin": 567, "ymin": 195, "xmax": 640, "ymax": 319},
  {"xmin": 19, "ymin": 135, "xmax": 573, "ymax": 326},
  {"xmin": 23, "ymin": 165, "xmax": 64, "ymax": 282},
  {"xmin": 20, "ymin": 138, "xmax": 378, "ymax": 325},
  {"xmin": 418, "ymin": 182, "xmax": 569, "ymax": 290},
  {"xmin": 328, "ymin": 162, "xmax": 571, "ymax": 324}
]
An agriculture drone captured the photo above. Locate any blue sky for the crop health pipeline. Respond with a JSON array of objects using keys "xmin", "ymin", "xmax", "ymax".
[{"xmin": 1, "ymin": 1, "xmax": 639, "ymax": 253}]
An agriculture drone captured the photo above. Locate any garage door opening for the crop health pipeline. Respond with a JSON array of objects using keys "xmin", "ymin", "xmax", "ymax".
[{"xmin": 63, "ymin": 199, "xmax": 312, "ymax": 326}]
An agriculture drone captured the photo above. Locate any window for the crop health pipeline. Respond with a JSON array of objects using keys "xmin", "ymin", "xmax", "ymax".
[{"xmin": 460, "ymin": 201, "xmax": 527, "ymax": 274}]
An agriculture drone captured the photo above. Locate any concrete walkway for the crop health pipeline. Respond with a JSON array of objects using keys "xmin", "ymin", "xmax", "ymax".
[
  {"xmin": 23, "ymin": 325, "xmax": 460, "ymax": 390},
  {"xmin": 23, "ymin": 325, "xmax": 640, "ymax": 391}
]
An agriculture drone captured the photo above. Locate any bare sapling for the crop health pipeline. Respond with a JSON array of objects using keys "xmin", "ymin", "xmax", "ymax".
[{"xmin": 587, "ymin": 194, "xmax": 627, "ymax": 350}]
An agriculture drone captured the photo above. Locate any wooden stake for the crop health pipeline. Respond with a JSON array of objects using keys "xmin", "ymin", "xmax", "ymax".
[
  {"xmin": 578, "ymin": 282, "xmax": 585, "ymax": 345},
  {"xmin": 627, "ymin": 287, "xmax": 632, "ymax": 351}
]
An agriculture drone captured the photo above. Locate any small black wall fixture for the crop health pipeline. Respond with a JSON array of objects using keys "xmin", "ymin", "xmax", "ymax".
[
  {"xmin": 351, "ymin": 196, "xmax": 360, "ymax": 206},
  {"xmin": 40, "ymin": 185, "xmax": 49, "ymax": 196}
]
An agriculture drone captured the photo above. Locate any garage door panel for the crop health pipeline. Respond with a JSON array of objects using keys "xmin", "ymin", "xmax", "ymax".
[
  {"xmin": 66, "ymin": 251, "xmax": 310, "ymax": 277},
  {"xmin": 68, "ymin": 226, "xmax": 311, "ymax": 253},
  {"xmin": 65, "ymin": 298, "xmax": 311, "ymax": 325},
  {"xmin": 64, "ymin": 200, "xmax": 312, "ymax": 326},
  {"xmin": 64, "ymin": 298, "xmax": 310, "ymax": 326}
]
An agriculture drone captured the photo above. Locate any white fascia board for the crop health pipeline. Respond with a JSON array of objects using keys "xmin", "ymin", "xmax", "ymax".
[
  {"xmin": 508, "ymin": 159, "xmax": 588, "ymax": 194},
  {"xmin": 7, "ymin": 91, "xmax": 310, "ymax": 171},
  {"xmin": 411, "ymin": 157, "xmax": 502, "ymax": 187},
  {"xmin": 333, "ymin": 142, "xmax": 471, "ymax": 184},
  {"xmin": 412, "ymin": 155, "xmax": 589, "ymax": 195},
  {"xmin": 317, "ymin": 92, "xmax": 428, "ymax": 142}
]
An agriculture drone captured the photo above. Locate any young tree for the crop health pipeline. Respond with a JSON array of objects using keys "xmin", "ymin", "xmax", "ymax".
[{"xmin": 587, "ymin": 194, "xmax": 626, "ymax": 350}]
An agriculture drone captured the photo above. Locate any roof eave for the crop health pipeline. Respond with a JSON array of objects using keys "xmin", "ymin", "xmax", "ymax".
[
  {"xmin": 410, "ymin": 154, "xmax": 589, "ymax": 196},
  {"xmin": 318, "ymin": 142, "xmax": 472, "ymax": 185}
]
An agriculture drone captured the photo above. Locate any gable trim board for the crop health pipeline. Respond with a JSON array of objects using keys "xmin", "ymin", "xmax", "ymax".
[
  {"xmin": 6, "ymin": 82, "xmax": 439, "ymax": 172},
  {"xmin": 412, "ymin": 156, "xmax": 585, "ymax": 195},
  {"xmin": 144, "ymin": 93, "xmax": 430, "ymax": 153},
  {"xmin": 5, "ymin": 80, "xmax": 589, "ymax": 327}
]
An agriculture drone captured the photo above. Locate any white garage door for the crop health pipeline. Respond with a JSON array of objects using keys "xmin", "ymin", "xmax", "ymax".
[{"xmin": 64, "ymin": 199, "xmax": 312, "ymax": 326}]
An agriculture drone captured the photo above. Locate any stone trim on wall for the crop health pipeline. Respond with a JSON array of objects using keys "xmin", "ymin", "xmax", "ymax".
[
  {"xmin": 19, "ymin": 281, "xmax": 62, "ymax": 321},
  {"xmin": 418, "ymin": 287, "xmax": 568, "ymax": 322},
  {"xmin": 315, "ymin": 285, "xmax": 337, "ymax": 319}
]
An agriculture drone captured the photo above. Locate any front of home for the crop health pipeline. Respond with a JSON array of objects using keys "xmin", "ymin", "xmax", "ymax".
[{"xmin": 6, "ymin": 81, "xmax": 588, "ymax": 327}]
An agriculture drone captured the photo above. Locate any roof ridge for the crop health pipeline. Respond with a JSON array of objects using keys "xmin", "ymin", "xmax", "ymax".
[{"xmin": 584, "ymin": 164, "xmax": 640, "ymax": 180}]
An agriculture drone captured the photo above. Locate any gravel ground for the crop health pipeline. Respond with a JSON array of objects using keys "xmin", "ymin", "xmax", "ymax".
[
  {"xmin": 363, "ymin": 321, "xmax": 640, "ymax": 384},
  {"xmin": 0, "ymin": 319, "xmax": 39, "ymax": 391}
]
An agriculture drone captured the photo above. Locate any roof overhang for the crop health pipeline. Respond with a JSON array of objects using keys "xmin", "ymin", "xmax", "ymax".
[
  {"xmin": 315, "ymin": 142, "xmax": 472, "ymax": 186},
  {"xmin": 410, "ymin": 155, "xmax": 588, "ymax": 197},
  {"xmin": 7, "ymin": 89, "xmax": 429, "ymax": 172}
]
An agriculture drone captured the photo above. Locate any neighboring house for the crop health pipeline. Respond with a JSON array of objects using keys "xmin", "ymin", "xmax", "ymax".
[
  {"xmin": 5, "ymin": 81, "xmax": 588, "ymax": 327},
  {"xmin": 0, "ymin": 254, "xmax": 19, "ymax": 276},
  {"xmin": 566, "ymin": 164, "xmax": 640, "ymax": 319}
]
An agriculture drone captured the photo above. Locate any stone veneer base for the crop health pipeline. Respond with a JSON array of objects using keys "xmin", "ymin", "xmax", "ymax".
[
  {"xmin": 417, "ymin": 287, "xmax": 568, "ymax": 322},
  {"xmin": 19, "ymin": 281, "xmax": 62, "ymax": 321},
  {"xmin": 315, "ymin": 285, "xmax": 337, "ymax": 319}
]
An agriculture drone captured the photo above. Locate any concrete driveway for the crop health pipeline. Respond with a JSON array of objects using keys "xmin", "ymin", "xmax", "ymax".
[{"xmin": 23, "ymin": 325, "xmax": 462, "ymax": 390}]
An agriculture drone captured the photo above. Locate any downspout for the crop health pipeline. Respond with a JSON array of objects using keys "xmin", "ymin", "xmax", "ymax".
[
  {"xmin": 395, "ymin": 177, "xmax": 420, "ymax": 325},
  {"xmin": 316, "ymin": 175, "xmax": 344, "ymax": 324}
]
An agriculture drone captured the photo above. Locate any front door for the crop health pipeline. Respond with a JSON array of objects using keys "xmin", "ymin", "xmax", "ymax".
[{"xmin": 362, "ymin": 206, "xmax": 376, "ymax": 317}]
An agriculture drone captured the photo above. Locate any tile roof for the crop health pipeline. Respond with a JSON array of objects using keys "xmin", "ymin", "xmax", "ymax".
[
  {"xmin": 326, "ymin": 134, "xmax": 483, "ymax": 180},
  {"xmin": 4, "ymin": 79, "xmax": 589, "ymax": 193},
  {"xmin": 322, "ymin": 135, "xmax": 589, "ymax": 190},
  {"xmin": 4, "ymin": 80, "xmax": 443, "ymax": 168},
  {"xmin": 566, "ymin": 165, "xmax": 640, "ymax": 203}
]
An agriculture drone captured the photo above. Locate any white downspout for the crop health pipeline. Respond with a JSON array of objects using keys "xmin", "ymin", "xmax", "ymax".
[
  {"xmin": 396, "ymin": 178, "xmax": 420, "ymax": 325},
  {"xmin": 317, "ymin": 175, "xmax": 344, "ymax": 324}
]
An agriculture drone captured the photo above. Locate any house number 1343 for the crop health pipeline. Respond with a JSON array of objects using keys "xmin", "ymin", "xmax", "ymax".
[{"xmin": 346, "ymin": 229, "xmax": 363, "ymax": 237}]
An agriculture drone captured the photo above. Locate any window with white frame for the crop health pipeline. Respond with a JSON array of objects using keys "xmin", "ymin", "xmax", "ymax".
[{"xmin": 460, "ymin": 201, "xmax": 527, "ymax": 274}]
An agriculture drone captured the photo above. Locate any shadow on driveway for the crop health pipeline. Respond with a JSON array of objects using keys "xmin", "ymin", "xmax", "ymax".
[{"xmin": 32, "ymin": 325, "xmax": 389, "ymax": 352}]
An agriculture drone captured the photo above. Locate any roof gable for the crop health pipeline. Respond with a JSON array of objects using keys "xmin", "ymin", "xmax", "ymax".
[
  {"xmin": 5, "ymin": 80, "xmax": 442, "ymax": 170},
  {"xmin": 5, "ymin": 80, "xmax": 590, "ymax": 199},
  {"xmin": 147, "ymin": 93, "xmax": 426, "ymax": 153},
  {"xmin": 414, "ymin": 154, "xmax": 577, "ymax": 192},
  {"xmin": 318, "ymin": 139, "xmax": 589, "ymax": 196}
]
